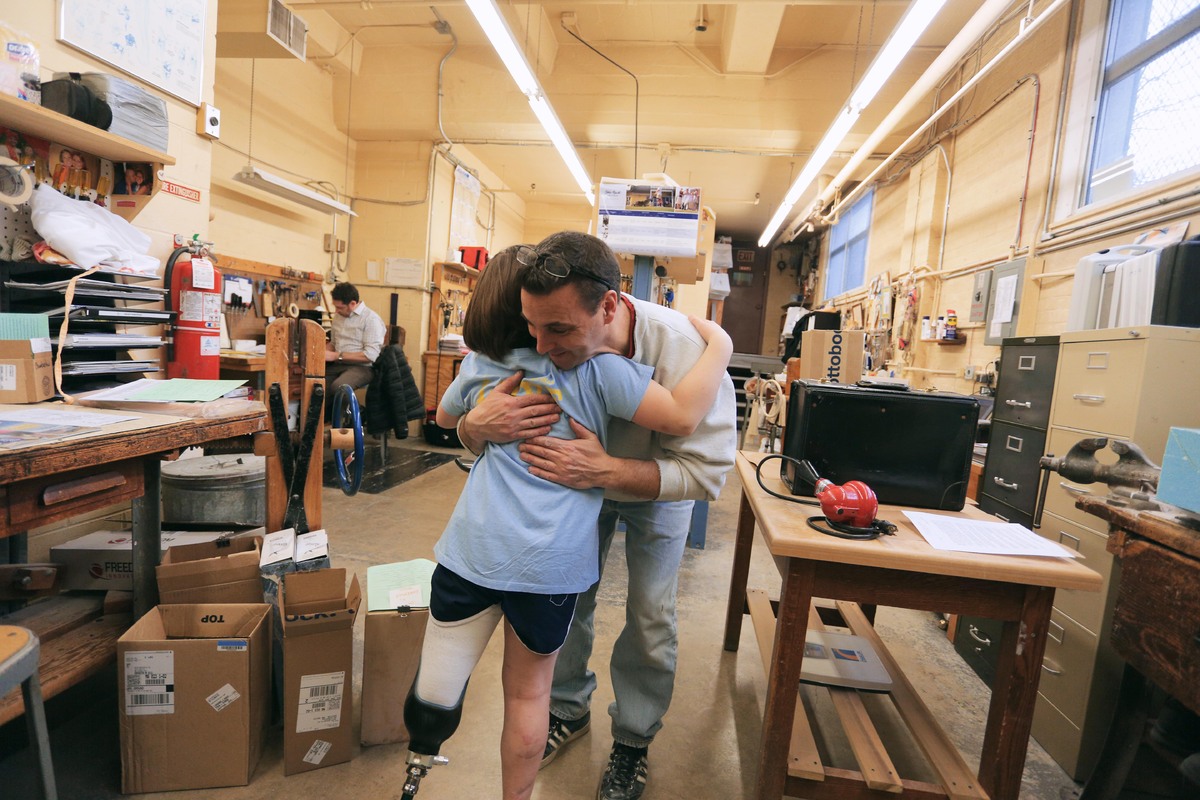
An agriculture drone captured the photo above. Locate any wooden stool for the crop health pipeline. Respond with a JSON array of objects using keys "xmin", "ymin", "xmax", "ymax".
[{"xmin": 0, "ymin": 626, "xmax": 57, "ymax": 800}]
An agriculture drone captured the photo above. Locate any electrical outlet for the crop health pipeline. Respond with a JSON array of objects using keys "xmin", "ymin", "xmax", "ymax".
[{"xmin": 963, "ymin": 365, "xmax": 976, "ymax": 380}]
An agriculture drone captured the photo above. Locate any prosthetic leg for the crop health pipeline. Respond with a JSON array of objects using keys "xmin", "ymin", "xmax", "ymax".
[{"xmin": 399, "ymin": 684, "xmax": 465, "ymax": 799}]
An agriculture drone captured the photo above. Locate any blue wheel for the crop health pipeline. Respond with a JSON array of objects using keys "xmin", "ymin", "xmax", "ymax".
[{"xmin": 332, "ymin": 384, "xmax": 364, "ymax": 496}]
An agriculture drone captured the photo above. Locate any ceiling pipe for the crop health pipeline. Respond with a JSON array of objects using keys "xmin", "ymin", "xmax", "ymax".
[
  {"xmin": 815, "ymin": 0, "xmax": 1069, "ymax": 231},
  {"xmin": 780, "ymin": 0, "xmax": 1014, "ymax": 240}
]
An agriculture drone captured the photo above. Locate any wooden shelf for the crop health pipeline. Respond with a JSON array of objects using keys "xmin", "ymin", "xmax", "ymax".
[
  {"xmin": 922, "ymin": 335, "xmax": 967, "ymax": 346},
  {"xmin": 0, "ymin": 92, "xmax": 175, "ymax": 166}
]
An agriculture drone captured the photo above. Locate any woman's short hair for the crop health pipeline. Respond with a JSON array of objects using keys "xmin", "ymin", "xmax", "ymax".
[{"xmin": 462, "ymin": 246, "xmax": 536, "ymax": 361}]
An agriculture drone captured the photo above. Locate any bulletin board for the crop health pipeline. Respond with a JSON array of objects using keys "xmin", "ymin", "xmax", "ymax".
[{"xmin": 58, "ymin": 0, "xmax": 207, "ymax": 106}]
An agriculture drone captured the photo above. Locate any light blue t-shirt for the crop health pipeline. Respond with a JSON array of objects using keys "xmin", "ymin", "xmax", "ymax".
[{"xmin": 435, "ymin": 348, "xmax": 654, "ymax": 594}]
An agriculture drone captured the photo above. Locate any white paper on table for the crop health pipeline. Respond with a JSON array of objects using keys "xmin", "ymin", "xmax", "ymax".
[{"xmin": 903, "ymin": 511, "xmax": 1080, "ymax": 558}]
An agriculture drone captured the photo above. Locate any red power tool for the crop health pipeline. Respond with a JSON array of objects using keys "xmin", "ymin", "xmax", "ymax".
[{"xmin": 793, "ymin": 460, "xmax": 891, "ymax": 539}]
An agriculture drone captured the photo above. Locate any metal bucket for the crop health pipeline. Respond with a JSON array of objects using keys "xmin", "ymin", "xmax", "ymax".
[{"xmin": 161, "ymin": 455, "xmax": 266, "ymax": 526}]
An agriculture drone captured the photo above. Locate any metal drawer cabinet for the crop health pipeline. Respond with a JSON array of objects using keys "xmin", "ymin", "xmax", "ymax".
[
  {"xmin": 980, "ymin": 421, "xmax": 1046, "ymax": 512},
  {"xmin": 994, "ymin": 336, "xmax": 1058, "ymax": 429}
]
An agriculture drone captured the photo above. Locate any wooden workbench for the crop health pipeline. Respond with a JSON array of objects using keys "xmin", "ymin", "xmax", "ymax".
[
  {"xmin": 724, "ymin": 451, "xmax": 1102, "ymax": 800},
  {"xmin": 0, "ymin": 400, "xmax": 267, "ymax": 726}
]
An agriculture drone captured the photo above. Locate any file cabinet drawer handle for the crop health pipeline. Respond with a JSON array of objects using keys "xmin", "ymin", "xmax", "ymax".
[
  {"xmin": 1060, "ymin": 482, "xmax": 1091, "ymax": 496},
  {"xmin": 968, "ymin": 625, "xmax": 991, "ymax": 646},
  {"xmin": 993, "ymin": 477, "xmax": 1019, "ymax": 491},
  {"xmin": 1005, "ymin": 399, "xmax": 1033, "ymax": 408},
  {"xmin": 1041, "ymin": 660, "xmax": 1064, "ymax": 676},
  {"xmin": 1072, "ymin": 393, "xmax": 1105, "ymax": 403}
]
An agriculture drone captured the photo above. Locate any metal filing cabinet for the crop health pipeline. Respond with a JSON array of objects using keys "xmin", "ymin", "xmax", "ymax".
[
  {"xmin": 1029, "ymin": 325, "xmax": 1200, "ymax": 781},
  {"xmin": 957, "ymin": 336, "xmax": 1058, "ymax": 680}
]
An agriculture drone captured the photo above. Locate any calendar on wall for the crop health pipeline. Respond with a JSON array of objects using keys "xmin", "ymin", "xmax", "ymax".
[{"xmin": 58, "ymin": 0, "xmax": 207, "ymax": 106}]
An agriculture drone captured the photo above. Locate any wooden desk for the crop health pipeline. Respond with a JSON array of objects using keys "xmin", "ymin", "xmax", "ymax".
[
  {"xmin": 1075, "ymin": 498, "xmax": 1200, "ymax": 800},
  {"xmin": 724, "ymin": 452, "xmax": 1102, "ymax": 800},
  {"xmin": 0, "ymin": 402, "xmax": 268, "ymax": 617}
]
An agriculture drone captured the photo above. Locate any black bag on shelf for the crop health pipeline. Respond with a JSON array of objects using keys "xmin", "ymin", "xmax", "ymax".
[{"xmin": 40, "ymin": 72, "xmax": 113, "ymax": 130}]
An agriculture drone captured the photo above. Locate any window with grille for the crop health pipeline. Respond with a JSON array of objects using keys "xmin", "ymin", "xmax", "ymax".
[
  {"xmin": 1086, "ymin": 1, "xmax": 1200, "ymax": 205},
  {"xmin": 824, "ymin": 188, "xmax": 873, "ymax": 301}
]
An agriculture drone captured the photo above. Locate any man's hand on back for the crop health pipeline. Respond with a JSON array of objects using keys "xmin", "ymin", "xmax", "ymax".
[{"xmin": 459, "ymin": 371, "xmax": 561, "ymax": 448}]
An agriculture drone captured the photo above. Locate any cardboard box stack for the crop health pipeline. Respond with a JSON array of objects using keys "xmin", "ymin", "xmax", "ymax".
[
  {"xmin": 118, "ymin": 603, "xmax": 271, "ymax": 793},
  {"xmin": 53, "ymin": 530, "xmax": 235, "ymax": 591},
  {"xmin": 0, "ymin": 313, "xmax": 54, "ymax": 403},
  {"xmin": 361, "ymin": 559, "xmax": 435, "ymax": 745}
]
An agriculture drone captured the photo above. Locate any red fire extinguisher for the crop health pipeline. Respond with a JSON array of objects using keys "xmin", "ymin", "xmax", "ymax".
[{"xmin": 164, "ymin": 242, "xmax": 222, "ymax": 379}]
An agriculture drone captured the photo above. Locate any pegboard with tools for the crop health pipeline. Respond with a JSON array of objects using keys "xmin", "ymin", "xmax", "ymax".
[{"xmin": 215, "ymin": 254, "xmax": 325, "ymax": 347}]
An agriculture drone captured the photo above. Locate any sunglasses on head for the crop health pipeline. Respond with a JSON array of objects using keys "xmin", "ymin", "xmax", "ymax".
[{"xmin": 516, "ymin": 245, "xmax": 618, "ymax": 292}]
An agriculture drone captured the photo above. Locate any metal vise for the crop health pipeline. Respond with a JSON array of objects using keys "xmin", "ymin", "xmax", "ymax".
[
  {"xmin": 1039, "ymin": 437, "xmax": 1161, "ymax": 493},
  {"xmin": 1033, "ymin": 437, "xmax": 1162, "ymax": 526}
]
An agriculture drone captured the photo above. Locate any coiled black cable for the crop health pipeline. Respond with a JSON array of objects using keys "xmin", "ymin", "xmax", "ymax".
[{"xmin": 753, "ymin": 454, "xmax": 896, "ymax": 541}]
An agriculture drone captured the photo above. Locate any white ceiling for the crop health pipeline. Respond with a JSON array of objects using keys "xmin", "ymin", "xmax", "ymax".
[{"xmin": 283, "ymin": 0, "xmax": 993, "ymax": 243}]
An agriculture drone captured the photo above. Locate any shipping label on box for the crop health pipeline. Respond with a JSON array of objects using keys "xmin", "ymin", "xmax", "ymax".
[{"xmin": 799, "ymin": 330, "xmax": 865, "ymax": 384}]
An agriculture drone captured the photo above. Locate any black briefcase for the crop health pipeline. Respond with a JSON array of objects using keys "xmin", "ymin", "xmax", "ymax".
[{"xmin": 781, "ymin": 380, "xmax": 980, "ymax": 510}]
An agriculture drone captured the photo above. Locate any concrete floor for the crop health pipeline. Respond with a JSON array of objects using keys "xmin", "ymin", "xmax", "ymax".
[{"xmin": 3, "ymin": 438, "xmax": 1185, "ymax": 799}]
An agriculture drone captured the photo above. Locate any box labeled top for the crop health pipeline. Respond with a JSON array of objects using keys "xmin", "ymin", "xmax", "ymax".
[{"xmin": 118, "ymin": 603, "xmax": 271, "ymax": 794}]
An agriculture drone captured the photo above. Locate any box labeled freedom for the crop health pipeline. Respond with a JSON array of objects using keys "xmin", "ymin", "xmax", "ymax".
[
  {"xmin": 52, "ymin": 530, "xmax": 233, "ymax": 591},
  {"xmin": 281, "ymin": 568, "xmax": 361, "ymax": 775},
  {"xmin": 799, "ymin": 330, "xmax": 865, "ymax": 384},
  {"xmin": 118, "ymin": 603, "xmax": 271, "ymax": 793}
]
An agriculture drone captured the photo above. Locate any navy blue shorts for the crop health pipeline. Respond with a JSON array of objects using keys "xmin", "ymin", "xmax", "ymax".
[{"xmin": 430, "ymin": 565, "xmax": 578, "ymax": 656}]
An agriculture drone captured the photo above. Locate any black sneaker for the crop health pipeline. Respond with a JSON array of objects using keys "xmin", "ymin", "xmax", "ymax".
[
  {"xmin": 597, "ymin": 743, "xmax": 648, "ymax": 800},
  {"xmin": 540, "ymin": 711, "xmax": 591, "ymax": 768}
]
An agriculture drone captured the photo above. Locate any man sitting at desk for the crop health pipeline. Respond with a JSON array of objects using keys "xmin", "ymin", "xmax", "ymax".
[{"xmin": 325, "ymin": 282, "xmax": 387, "ymax": 397}]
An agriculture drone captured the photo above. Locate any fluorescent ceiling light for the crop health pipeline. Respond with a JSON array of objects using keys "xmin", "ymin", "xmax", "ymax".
[
  {"xmin": 233, "ymin": 165, "xmax": 357, "ymax": 216},
  {"xmin": 466, "ymin": 0, "xmax": 596, "ymax": 205},
  {"xmin": 759, "ymin": 0, "xmax": 946, "ymax": 247}
]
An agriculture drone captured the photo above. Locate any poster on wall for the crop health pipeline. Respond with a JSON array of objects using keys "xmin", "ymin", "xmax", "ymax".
[
  {"xmin": 447, "ymin": 165, "xmax": 482, "ymax": 263},
  {"xmin": 58, "ymin": 0, "xmax": 207, "ymax": 106},
  {"xmin": 595, "ymin": 178, "xmax": 702, "ymax": 258}
]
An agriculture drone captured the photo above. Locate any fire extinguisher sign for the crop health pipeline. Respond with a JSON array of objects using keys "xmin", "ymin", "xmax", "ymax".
[{"xmin": 179, "ymin": 292, "xmax": 222, "ymax": 325}]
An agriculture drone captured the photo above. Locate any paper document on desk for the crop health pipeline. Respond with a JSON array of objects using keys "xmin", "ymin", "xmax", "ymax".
[{"xmin": 904, "ymin": 511, "xmax": 1080, "ymax": 558}]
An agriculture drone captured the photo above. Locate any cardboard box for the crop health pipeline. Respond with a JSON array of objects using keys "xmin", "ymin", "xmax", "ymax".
[
  {"xmin": 361, "ymin": 610, "xmax": 427, "ymax": 745},
  {"xmin": 360, "ymin": 560, "xmax": 435, "ymax": 745},
  {"xmin": 1157, "ymin": 427, "xmax": 1200, "ymax": 515},
  {"xmin": 799, "ymin": 330, "xmax": 865, "ymax": 384},
  {"xmin": 157, "ymin": 536, "xmax": 264, "ymax": 604},
  {"xmin": 118, "ymin": 603, "xmax": 271, "ymax": 793},
  {"xmin": 51, "ymin": 530, "xmax": 234, "ymax": 591},
  {"xmin": 281, "ymin": 568, "xmax": 362, "ymax": 775},
  {"xmin": 0, "ymin": 338, "xmax": 54, "ymax": 403}
]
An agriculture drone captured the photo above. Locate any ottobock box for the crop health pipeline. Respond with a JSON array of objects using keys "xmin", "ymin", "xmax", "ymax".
[
  {"xmin": 118, "ymin": 603, "xmax": 271, "ymax": 794},
  {"xmin": 0, "ymin": 338, "xmax": 54, "ymax": 403},
  {"xmin": 798, "ymin": 329, "xmax": 865, "ymax": 384},
  {"xmin": 52, "ymin": 530, "xmax": 233, "ymax": 591},
  {"xmin": 280, "ymin": 568, "xmax": 362, "ymax": 775},
  {"xmin": 361, "ymin": 559, "xmax": 435, "ymax": 746},
  {"xmin": 157, "ymin": 535, "xmax": 264, "ymax": 604}
]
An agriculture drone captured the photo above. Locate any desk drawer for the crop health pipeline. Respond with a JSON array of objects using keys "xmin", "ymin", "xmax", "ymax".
[
  {"xmin": 953, "ymin": 615, "xmax": 1004, "ymax": 686},
  {"xmin": 1036, "ymin": 516, "xmax": 1114, "ymax": 635},
  {"xmin": 977, "ymin": 492, "xmax": 1034, "ymax": 528},
  {"xmin": 1051, "ymin": 340, "xmax": 1144, "ymax": 437},
  {"xmin": 981, "ymin": 422, "xmax": 1045, "ymax": 511},
  {"xmin": 1111, "ymin": 538, "xmax": 1200, "ymax": 711},
  {"xmin": 6, "ymin": 460, "xmax": 144, "ymax": 533}
]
